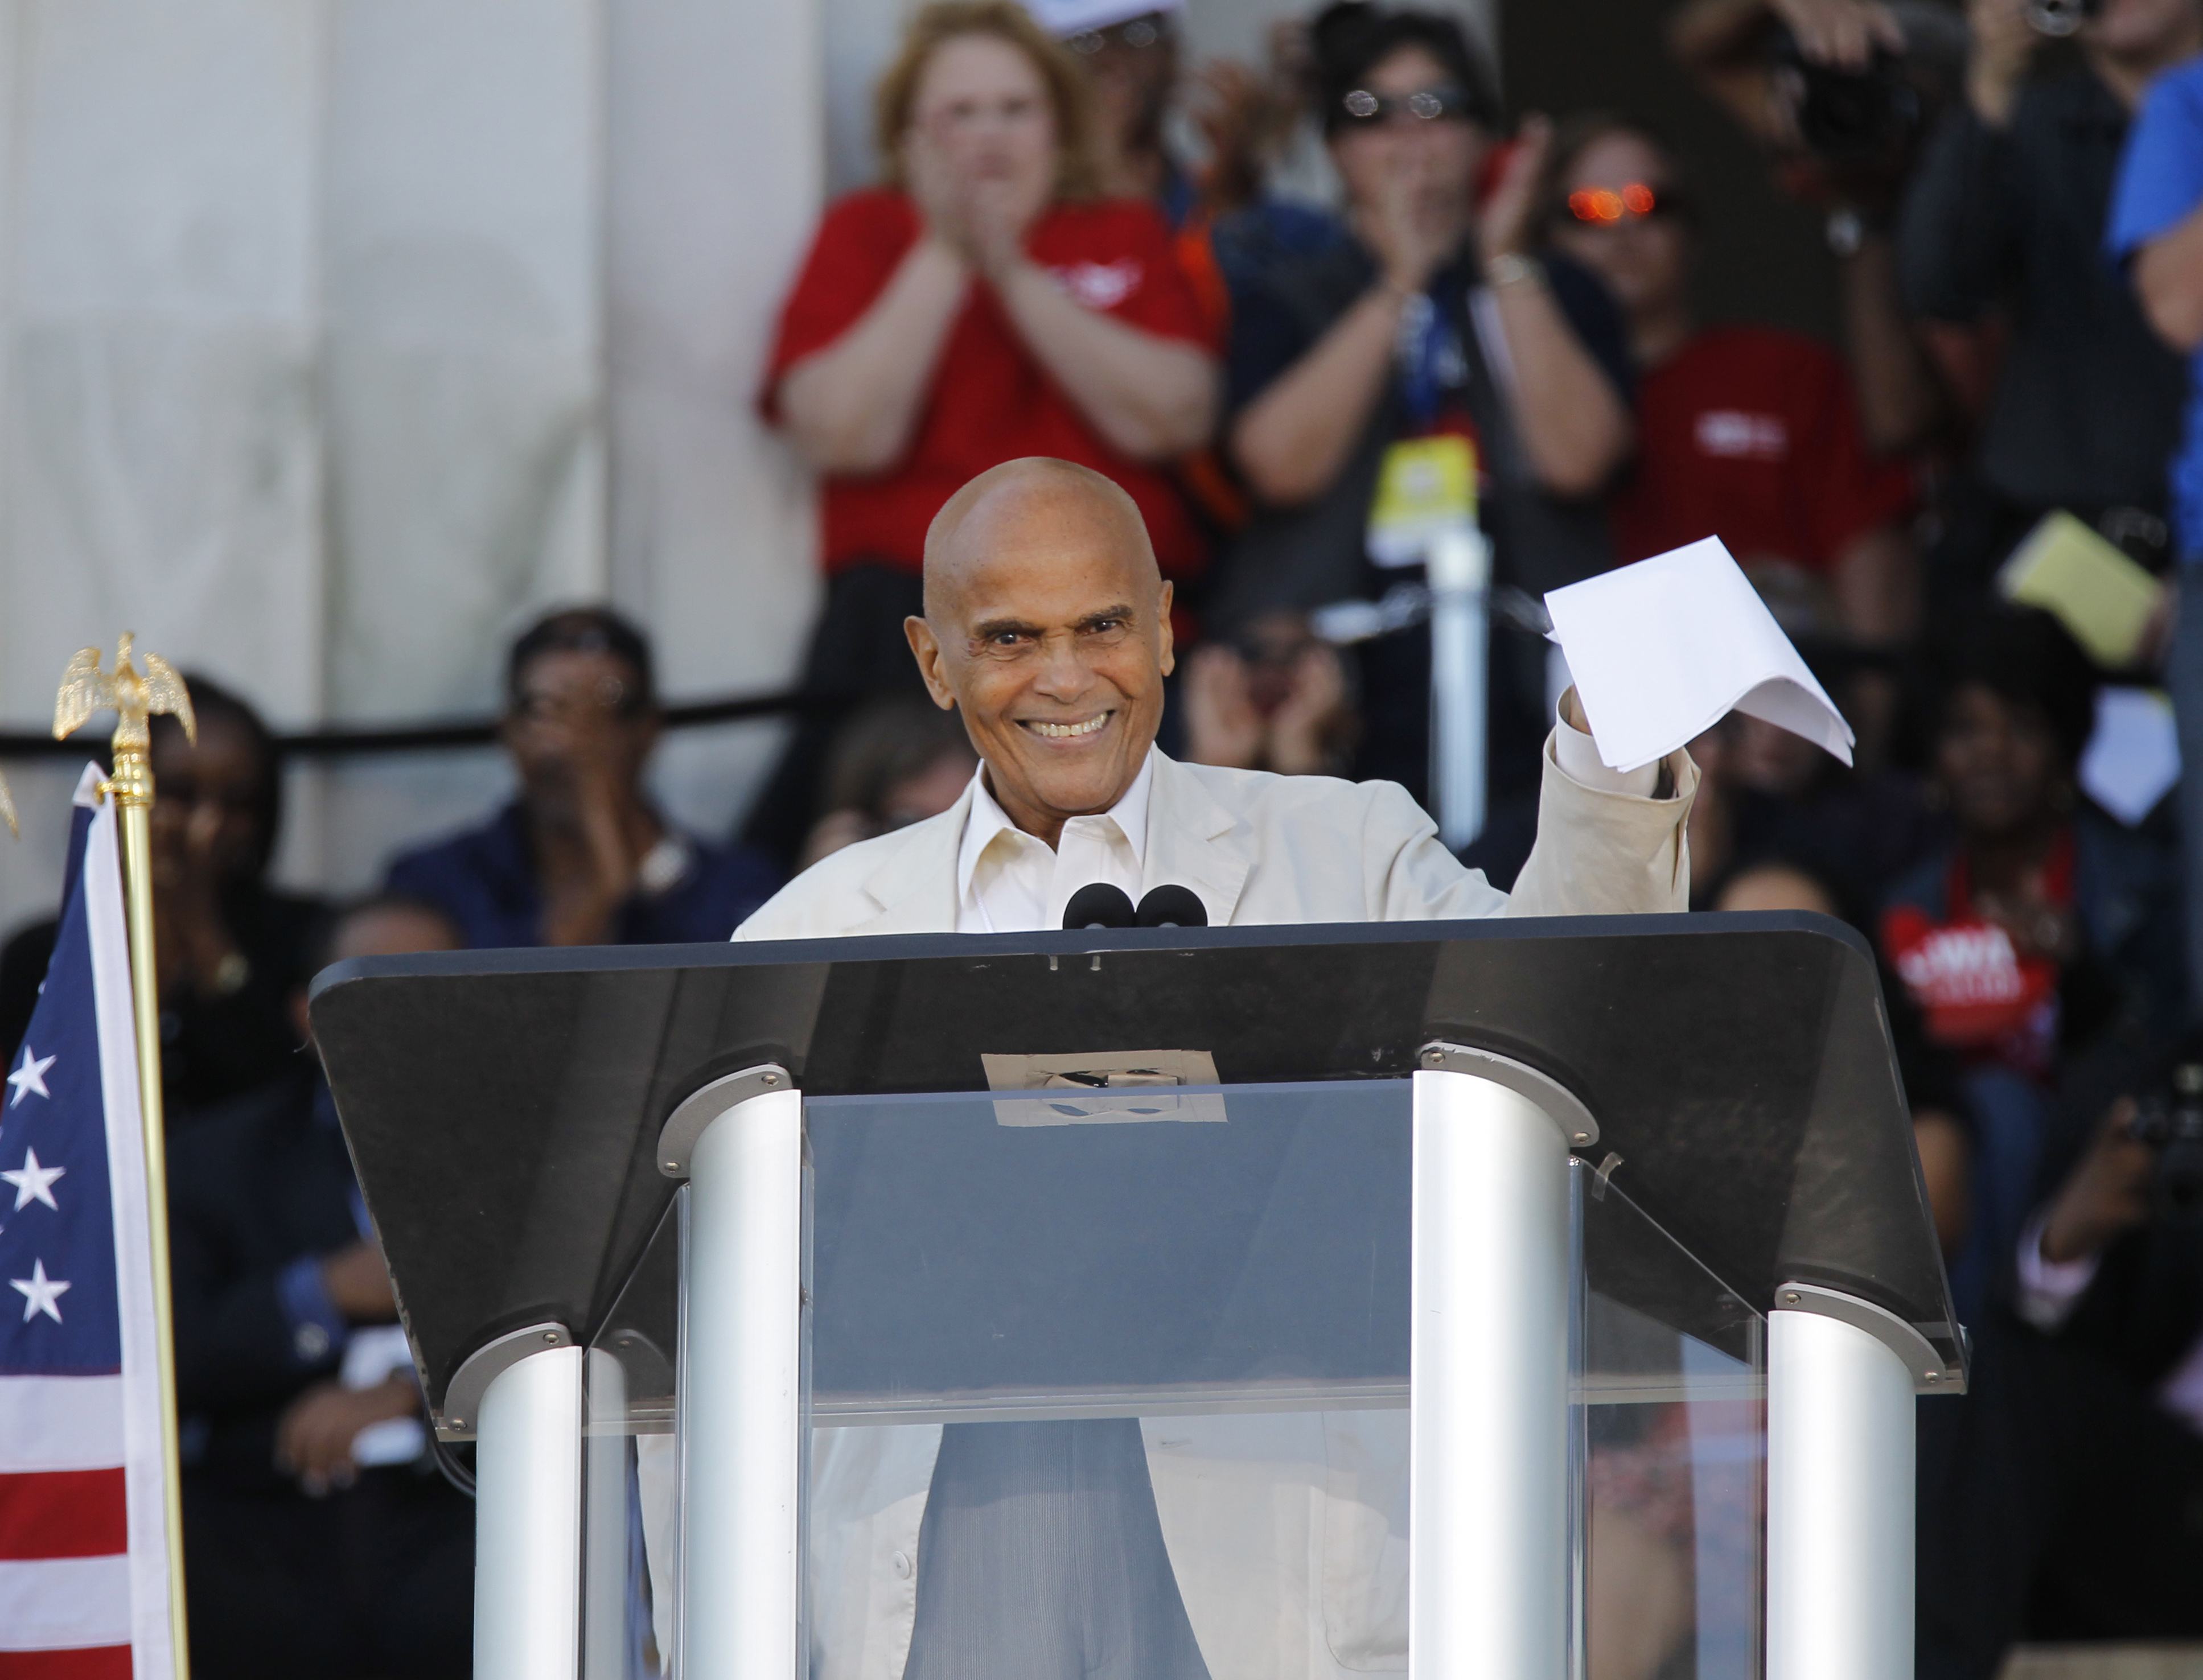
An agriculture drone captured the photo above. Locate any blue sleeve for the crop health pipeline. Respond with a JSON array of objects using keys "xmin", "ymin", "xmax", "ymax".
[
  {"xmin": 2108, "ymin": 58, "xmax": 2203, "ymax": 259},
  {"xmin": 276, "ymin": 1255, "xmax": 348, "ymax": 1366}
]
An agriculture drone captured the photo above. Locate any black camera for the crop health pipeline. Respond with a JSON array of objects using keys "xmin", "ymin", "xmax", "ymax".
[
  {"xmin": 1773, "ymin": 40, "xmax": 1923, "ymax": 172},
  {"xmin": 2129, "ymin": 1061, "xmax": 2203, "ymax": 1222},
  {"xmin": 1767, "ymin": 5, "xmax": 1966, "ymax": 191}
]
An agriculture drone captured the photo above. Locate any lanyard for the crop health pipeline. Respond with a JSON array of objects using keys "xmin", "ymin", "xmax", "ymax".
[{"xmin": 1395, "ymin": 289, "xmax": 1460, "ymax": 428}]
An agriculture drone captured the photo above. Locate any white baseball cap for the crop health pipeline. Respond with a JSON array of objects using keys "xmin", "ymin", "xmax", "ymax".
[{"xmin": 1020, "ymin": 0, "xmax": 1182, "ymax": 39}]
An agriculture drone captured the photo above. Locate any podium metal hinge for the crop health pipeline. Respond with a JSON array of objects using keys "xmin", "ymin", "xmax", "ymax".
[
  {"xmin": 1417, "ymin": 1041, "xmax": 1600, "ymax": 1148},
  {"xmin": 1773, "ymin": 1281, "xmax": 1966, "ymax": 1394},
  {"xmin": 658, "ymin": 1062, "xmax": 796, "ymax": 1179},
  {"xmin": 439, "ymin": 1321, "xmax": 573, "ymax": 1440}
]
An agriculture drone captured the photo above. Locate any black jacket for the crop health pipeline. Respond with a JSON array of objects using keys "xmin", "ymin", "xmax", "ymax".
[
  {"xmin": 168, "ymin": 1063, "xmax": 372, "ymax": 1492},
  {"xmin": 1898, "ymin": 69, "xmax": 2188, "ymax": 523}
]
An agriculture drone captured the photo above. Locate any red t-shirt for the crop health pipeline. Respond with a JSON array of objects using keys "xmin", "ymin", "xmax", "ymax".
[
  {"xmin": 1608, "ymin": 326, "xmax": 1917, "ymax": 572},
  {"xmin": 762, "ymin": 189, "xmax": 1216, "ymax": 579},
  {"xmin": 1880, "ymin": 830, "xmax": 2076, "ymax": 1081}
]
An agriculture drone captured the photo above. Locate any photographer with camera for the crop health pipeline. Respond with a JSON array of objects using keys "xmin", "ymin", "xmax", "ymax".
[
  {"xmin": 1897, "ymin": 0, "xmax": 2199, "ymax": 589},
  {"xmin": 1920, "ymin": 1047, "xmax": 2203, "ymax": 1675},
  {"xmin": 1668, "ymin": 0, "xmax": 1968, "ymax": 459}
]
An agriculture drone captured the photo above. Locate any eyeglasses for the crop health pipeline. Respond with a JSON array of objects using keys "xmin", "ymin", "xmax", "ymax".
[
  {"xmin": 513, "ymin": 675, "xmax": 646, "ymax": 723},
  {"xmin": 1067, "ymin": 13, "xmax": 1167, "ymax": 53},
  {"xmin": 1567, "ymin": 183, "xmax": 1670, "ymax": 224},
  {"xmin": 1339, "ymin": 84, "xmax": 1478, "ymax": 127}
]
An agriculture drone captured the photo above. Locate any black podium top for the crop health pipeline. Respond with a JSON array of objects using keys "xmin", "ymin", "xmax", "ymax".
[{"xmin": 310, "ymin": 912, "xmax": 1957, "ymax": 1418}]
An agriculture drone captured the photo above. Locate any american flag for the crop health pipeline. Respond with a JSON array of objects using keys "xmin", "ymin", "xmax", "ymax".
[{"xmin": 0, "ymin": 766, "xmax": 179, "ymax": 1678}]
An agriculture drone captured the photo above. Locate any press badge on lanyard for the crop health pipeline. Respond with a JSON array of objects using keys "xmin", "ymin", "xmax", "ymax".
[{"xmin": 1368, "ymin": 290, "xmax": 1479, "ymax": 568}]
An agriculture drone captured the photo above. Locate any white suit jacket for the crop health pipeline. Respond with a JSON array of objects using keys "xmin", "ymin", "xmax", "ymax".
[
  {"xmin": 733, "ymin": 734, "xmax": 1695, "ymax": 942},
  {"xmin": 657, "ymin": 735, "xmax": 1695, "ymax": 1680}
]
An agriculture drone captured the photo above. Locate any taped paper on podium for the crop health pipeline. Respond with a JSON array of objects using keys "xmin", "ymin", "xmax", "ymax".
[{"xmin": 1544, "ymin": 537, "xmax": 1855, "ymax": 774}]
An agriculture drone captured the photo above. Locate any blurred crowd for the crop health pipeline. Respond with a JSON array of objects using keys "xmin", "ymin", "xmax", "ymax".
[{"xmin": 6, "ymin": 0, "xmax": 2200, "ymax": 1672}]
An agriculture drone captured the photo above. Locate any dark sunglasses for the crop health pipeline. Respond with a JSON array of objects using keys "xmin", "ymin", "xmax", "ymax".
[
  {"xmin": 1565, "ymin": 182, "xmax": 1679, "ymax": 225},
  {"xmin": 1338, "ymin": 84, "xmax": 1479, "ymax": 127}
]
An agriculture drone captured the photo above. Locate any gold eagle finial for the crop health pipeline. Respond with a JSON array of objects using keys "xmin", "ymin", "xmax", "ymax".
[{"xmin": 53, "ymin": 632, "xmax": 196, "ymax": 757}]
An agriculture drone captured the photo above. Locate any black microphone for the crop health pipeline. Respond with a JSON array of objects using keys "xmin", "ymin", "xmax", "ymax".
[
  {"xmin": 1062, "ymin": 883, "xmax": 1137, "ymax": 929},
  {"xmin": 1135, "ymin": 885, "xmax": 1209, "ymax": 928}
]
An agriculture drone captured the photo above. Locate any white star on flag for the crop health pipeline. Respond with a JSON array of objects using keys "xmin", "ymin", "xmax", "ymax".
[
  {"xmin": 7, "ymin": 1044, "xmax": 55, "ymax": 1106},
  {"xmin": 1, "ymin": 1148, "xmax": 63, "ymax": 1212},
  {"xmin": 10, "ymin": 1258, "xmax": 68, "ymax": 1324}
]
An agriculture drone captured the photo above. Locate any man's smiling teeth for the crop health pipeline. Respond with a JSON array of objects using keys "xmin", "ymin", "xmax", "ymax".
[{"xmin": 1027, "ymin": 715, "xmax": 1108, "ymax": 739}]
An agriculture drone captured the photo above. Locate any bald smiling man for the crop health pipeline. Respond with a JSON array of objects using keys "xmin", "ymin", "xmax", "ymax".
[
  {"xmin": 701, "ymin": 460, "xmax": 1701, "ymax": 1680},
  {"xmin": 737, "ymin": 456, "xmax": 1696, "ymax": 943}
]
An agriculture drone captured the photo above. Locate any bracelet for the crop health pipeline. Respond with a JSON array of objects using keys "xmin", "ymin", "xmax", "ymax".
[{"xmin": 1485, "ymin": 252, "xmax": 1544, "ymax": 290}]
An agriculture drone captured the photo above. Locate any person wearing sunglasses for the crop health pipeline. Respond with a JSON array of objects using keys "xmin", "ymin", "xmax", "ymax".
[
  {"xmin": 1541, "ymin": 116, "xmax": 1920, "ymax": 673},
  {"xmin": 1214, "ymin": 7, "xmax": 1637, "ymax": 814}
]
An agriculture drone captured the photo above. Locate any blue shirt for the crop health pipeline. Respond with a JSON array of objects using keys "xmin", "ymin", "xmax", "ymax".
[
  {"xmin": 384, "ymin": 802, "xmax": 782, "ymax": 949},
  {"xmin": 2109, "ymin": 54, "xmax": 2203, "ymax": 558}
]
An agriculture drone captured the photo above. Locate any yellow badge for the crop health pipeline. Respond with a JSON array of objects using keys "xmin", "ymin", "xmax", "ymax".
[{"xmin": 1367, "ymin": 435, "xmax": 1478, "ymax": 569}]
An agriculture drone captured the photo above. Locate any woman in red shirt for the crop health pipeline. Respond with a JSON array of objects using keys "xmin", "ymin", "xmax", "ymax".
[{"xmin": 749, "ymin": 0, "xmax": 1219, "ymax": 863}]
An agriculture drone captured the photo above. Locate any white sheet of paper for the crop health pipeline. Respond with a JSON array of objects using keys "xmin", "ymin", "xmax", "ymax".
[
  {"xmin": 1544, "ymin": 537, "xmax": 1856, "ymax": 773},
  {"xmin": 2079, "ymin": 687, "xmax": 2181, "ymax": 826}
]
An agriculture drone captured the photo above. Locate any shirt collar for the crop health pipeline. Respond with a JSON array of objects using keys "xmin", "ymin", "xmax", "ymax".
[{"xmin": 956, "ymin": 748, "xmax": 1157, "ymax": 905}]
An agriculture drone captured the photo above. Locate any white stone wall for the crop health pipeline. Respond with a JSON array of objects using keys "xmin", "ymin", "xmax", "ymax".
[{"xmin": 0, "ymin": 0, "xmax": 823, "ymax": 929}]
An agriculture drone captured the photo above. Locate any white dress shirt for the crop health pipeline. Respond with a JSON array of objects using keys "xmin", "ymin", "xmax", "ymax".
[{"xmin": 956, "ymin": 752, "xmax": 1156, "ymax": 934}]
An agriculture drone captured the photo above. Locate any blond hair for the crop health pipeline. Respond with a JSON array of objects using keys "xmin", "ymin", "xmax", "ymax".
[{"xmin": 874, "ymin": 0, "xmax": 1099, "ymax": 200}]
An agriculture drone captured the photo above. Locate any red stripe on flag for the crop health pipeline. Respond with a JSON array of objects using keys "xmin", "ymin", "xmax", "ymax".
[
  {"xmin": 0, "ymin": 1650, "xmax": 132, "ymax": 1679},
  {"xmin": 0, "ymin": 1469, "xmax": 128, "ymax": 1560}
]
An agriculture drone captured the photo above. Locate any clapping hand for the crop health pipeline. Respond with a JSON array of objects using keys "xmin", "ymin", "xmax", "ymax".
[
  {"xmin": 1266, "ymin": 642, "xmax": 1351, "ymax": 777},
  {"xmin": 1963, "ymin": 0, "xmax": 2040, "ymax": 126},
  {"xmin": 1772, "ymin": 0, "xmax": 1906, "ymax": 68},
  {"xmin": 1477, "ymin": 114, "xmax": 1554, "ymax": 267},
  {"xmin": 904, "ymin": 117, "xmax": 1046, "ymax": 281},
  {"xmin": 1184, "ymin": 634, "xmax": 1354, "ymax": 777},
  {"xmin": 276, "ymin": 1377, "xmax": 421, "ymax": 1496},
  {"xmin": 1185, "ymin": 645, "xmax": 1268, "ymax": 771}
]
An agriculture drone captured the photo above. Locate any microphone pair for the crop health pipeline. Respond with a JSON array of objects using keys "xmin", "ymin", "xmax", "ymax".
[{"xmin": 1062, "ymin": 883, "xmax": 1209, "ymax": 930}]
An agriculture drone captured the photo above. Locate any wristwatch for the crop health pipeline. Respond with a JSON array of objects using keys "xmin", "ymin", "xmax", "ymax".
[
  {"xmin": 1485, "ymin": 252, "xmax": 1544, "ymax": 290},
  {"xmin": 209, "ymin": 950, "xmax": 251, "ymax": 997}
]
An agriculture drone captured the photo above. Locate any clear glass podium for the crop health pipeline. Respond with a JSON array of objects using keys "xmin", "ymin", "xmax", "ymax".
[{"xmin": 311, "ymin": 914, "xmax": 1964, "ymax": 1680}]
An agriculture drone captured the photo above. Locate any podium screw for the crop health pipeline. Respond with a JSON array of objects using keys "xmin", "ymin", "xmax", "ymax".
[{"xmin": 1782, "ymin": 1291, "xmax": 1801, "ymax": 1304}]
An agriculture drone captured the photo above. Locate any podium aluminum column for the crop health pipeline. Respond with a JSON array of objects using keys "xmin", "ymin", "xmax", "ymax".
[
  {"xmin": 1411, "ymin": 1044, "xmax": 1594, "ymax": 1680},
  {"xmin": 661, "ymin": 1065, "xmax": 806, "ymax": 1679},
  {"xmin": 1768, "ymin": 1284, "xmax": 1954, "ymax": 1680},
  {"xmin": 470, "ymin": 1334, "xmax": 585, "ymax": 1680}
]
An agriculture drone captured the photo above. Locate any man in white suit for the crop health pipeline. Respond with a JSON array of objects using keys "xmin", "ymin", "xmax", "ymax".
[
  {"xmin": 724, "ymin": 456, "xmax": 1697, "ymax": 1680},
  {"xmin": 739, "ymin": 458, "xmax": 1695, "ymax": 945}
]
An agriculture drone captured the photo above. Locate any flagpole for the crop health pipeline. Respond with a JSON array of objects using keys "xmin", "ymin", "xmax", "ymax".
[{"xmin": 55, "ymin": 635, "xmax": 194, "ymax": 1680}]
